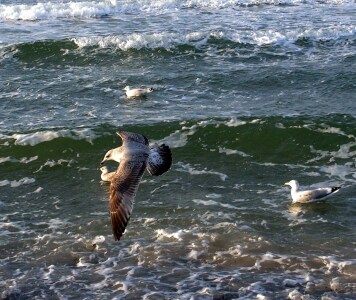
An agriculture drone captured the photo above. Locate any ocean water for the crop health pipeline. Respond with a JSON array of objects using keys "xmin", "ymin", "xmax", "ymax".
[{"xmin": 1, "ymin": 0, "xmax": 356, "ymax": 299}]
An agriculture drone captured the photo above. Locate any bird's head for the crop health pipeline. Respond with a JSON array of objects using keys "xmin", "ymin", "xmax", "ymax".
[
  {"xmin": 101, "ymin": 147, "xmax": 124, "ymax": 165},
  {"xmin": 284, "ymin": 180, "xmax": 299, "ymax": 190},
  {"xmin": 100, "ymin": 166, "xmax": 109, "ymax": 174},
  {"xmin": 101, "ymin": 149, "xmax": 112, "ymax": 165}
]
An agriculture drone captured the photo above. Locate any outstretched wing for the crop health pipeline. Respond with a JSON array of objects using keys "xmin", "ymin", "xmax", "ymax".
[
  {"xmin": 117, "ymin": 131, "xmax": 149, "ymax": 146},
  {"xmin": 109, "ymin": 160, "xmax": 146, "ymax": 240},
  {"xmin": 147, "ymin": 144, "xmax": 172, "ymax": 176}
]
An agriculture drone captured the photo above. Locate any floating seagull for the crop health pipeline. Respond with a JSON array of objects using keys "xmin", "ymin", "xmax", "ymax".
[
  {"xmin": 100, "ymin": 166, "xmax": 115, "ymax": 182},
  {"xmin": 123, "ymin": 86, "xmax": 154, "ymax": 98},
  {"xmin": 101, "ymin": 131, "xmax": 172, "ymax": 240},
  {"xmin": 284, "ymin": 180, "xmax": 341, "ymax": 204}
]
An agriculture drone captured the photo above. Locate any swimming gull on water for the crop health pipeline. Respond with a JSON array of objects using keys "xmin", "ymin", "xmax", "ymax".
[
  {"xmin": 100, "ymin": 166, "xmax": 115, "ymax": 182},
  {"xmin": 284, "ymin": 179, "xmax": 341, "ymax": 204},
  {"xmin": 123, "ymin": 86, "xmax": 154, "ymax": 98},
  {"xmin": 100, "ymin": 131, "xmax": 172, "ymax": 240}
]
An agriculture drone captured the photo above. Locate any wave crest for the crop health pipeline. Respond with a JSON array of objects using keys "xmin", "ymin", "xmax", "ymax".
[
  {"xmin": 1, "ymin": 0, "xmax": 354, "ymax": 21},
  {"xmin": 71, "ymin": 26, "xmax": 355, "ymax": 51},
  {"xmin": 72, "ymin": 31, "xmax": 224, "ymax": 50}
]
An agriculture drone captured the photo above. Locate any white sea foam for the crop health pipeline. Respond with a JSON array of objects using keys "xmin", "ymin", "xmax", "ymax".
[
  {"xmin": 251, "ymin": 25, "xmax": 356, "ymax": 46},
  {"xmin": 153, "ymin": 119, "xmax": 222, "ymax": 149},
  {"xmin": 71, "ymin": 32, "xmax": 166, "ymax": 50},
  {"xmin": 77, "ymin": 257, "xmax": 93, "ymax": 268},
  {"xmin": 219, "ymin": 147, "xmax": 251, "ymax": 157},
  {"xmin": 256, "ymin": 295, "xmax": 269, "ymax": 300},
  {"xmin": 206, "ymin": 193, "xmax": 222, "ymax": 199},
  {"xmin": 70, "ymin": 22, "xmax": 356, "ymax": 52},
  {"xmin": 2, "ymin": 0, "xmax": 354, "ymax": 21},
  {"xmin": 288, "ymin": 289, "xmax": 302, "ymax": 300},
  {"xmin": 0, "ymin": 177, "xmax": 35, "ymax": 188},
  {"xmin": 0, "ymin": 1, "xmax": 262, "ymax": 21},
  {"xmin": 42, "ymin": 265, "xmax": 56, "ymax": 281},
  {"xmin": 312, "ymin": 142, "xmax": 356, "ymax": 160},
  {"xmin": 0, "ymin": 156, "xmax": 38, "ymax": 164},
  {"xmin": 0, "ymin": 1, "xmax": 115, "ymax": 21},
  {"xmin": 92, "ymin": 235, "xmax": 105, "ymax": 244},
  {"xmin": 315, "ymin": 125, "xmax": 353, "ymax": 138},
  {"xmin": 212, "ymin": 222, "xmax": 238, "ymax": 230},
  {"xmin": 152, "ymin": 124, "xmax": 199, "ymax": 149},
  {"xmin": 337, "ymin": 260, "xmax": 356, "ymax": 276},
  {"xmin": 0, "ymin": 221, "xmax": 24, "ymax": 233},
  {"xmin": 176, "ymin": 162, "xmax": 228, "ymax": 181},
  {"xmin": 73, "ymin": 32, "xmax": 219, "ymax": 50},
  {"xmin": 34, "ymin": 159, "xmax": 76, "ymax": 173},
  {"xmin": 11, "ymin": 128, "xmax": 96, "ymax": 146},
  {"xmin": 187, "ymin": 249, "xmax": 206, "ymax": 260},
  {"xmin": 32, "ymin": 187, "xmax": 43, "ymax": 194},
  {"xmin": 142, "ymin": 218, "xmax": 157, "ymax": 224},
  {"xmin": 225, "ymin": 117, "xmax": 247, "ymax": 127},
  {"xmin": 155, "ymin": 229, "xmax": 189, "ymax": 241},
  {"xmin": 193, "ymin": 199, "xmax": 238, "ymax": 210},
  {"xmin": 48, "ymin": 218, "xmax": 69, "ymax": 233},
  {"xmin": 320, "ymin": 256, "xmax": 356, "ymax": 275},
  {"xmin": 193, "ymin": 199, "xmax": 220, "ymax": 206},
  {"xmin": 320, "ymin": 164, "xmax": 355, "ymax": 182}
]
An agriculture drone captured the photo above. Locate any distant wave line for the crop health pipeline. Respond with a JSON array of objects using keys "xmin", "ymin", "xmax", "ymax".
[
  {"xmin": 2, "ymin": 27, "xmax": 354, "ymax": 54},
  {"xmin": 0, "ymin": 0, "xmax": 354, "ymax": 21},
  {"xmin": 71, "ymin": 27, "xmax": 356, "ymax": 50}
]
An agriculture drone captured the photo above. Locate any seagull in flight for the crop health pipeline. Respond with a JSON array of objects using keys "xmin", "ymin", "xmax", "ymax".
[
  {"xmin": 101, "ymin": 131, "xmax": 172, "ymax": 240},
  {"xmin": 284, "ymin": 179, "xmax": 341, "ymax": 204}
]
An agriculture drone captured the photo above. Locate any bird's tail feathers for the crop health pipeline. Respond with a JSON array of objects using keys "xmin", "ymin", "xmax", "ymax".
[
  {"xmin": 331, "ymin": 186, "xmax": 341, "ymax": 193},
  {"xmin": 147, "ymin": 144, "xmax": 172, "ymax": 176}
]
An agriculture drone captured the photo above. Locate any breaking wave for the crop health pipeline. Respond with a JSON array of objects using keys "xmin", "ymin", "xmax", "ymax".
[{"xmin": 0, "ymin": 0, "xmax": 354, "ymax": 21}]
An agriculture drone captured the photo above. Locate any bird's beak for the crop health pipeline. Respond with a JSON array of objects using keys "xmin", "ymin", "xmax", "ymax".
[
  {"xmin": 100, "ymin": 160, "xmax": 105, "ymax": 166},
  {"xmin": 284, "ymin": 182, "xmax": 289, "ymax": 186}
]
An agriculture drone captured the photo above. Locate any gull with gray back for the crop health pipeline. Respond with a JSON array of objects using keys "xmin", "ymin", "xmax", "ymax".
[
  {"xmin": 100, "ymin": 166, "xmax": 115, "ymax": 182},
  {"xmin": 100, "ymin": 131, "xmax": 172, "ymax": 240},
  {"xmin": 284, "ymin": 179, "xmax": 341, "ymax": 204},
  {"xmin": 123, "ymin": 86, "xmax": 154, "ymax": 98}
]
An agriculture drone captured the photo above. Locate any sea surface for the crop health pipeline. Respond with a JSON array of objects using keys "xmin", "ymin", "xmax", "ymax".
[{"xmin": 0, "ymin": 0, "xmax": 355, "ymax": 299}]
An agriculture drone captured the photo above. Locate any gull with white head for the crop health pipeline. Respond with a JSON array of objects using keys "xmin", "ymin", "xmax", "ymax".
[
  {"xmin": 284, "ymin": 179, "xmax": 341, "ymax": 204},
  {"xmin": 123, "ymin": 86, "xmax": 154, "ymax": 98},
  {"xmin": 100, "ymin": 166, "xmax": 115, "ymax": 182},
  {"xmin": 100, "ymin": 131, "xmax": 172, "ymax": 240}
]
